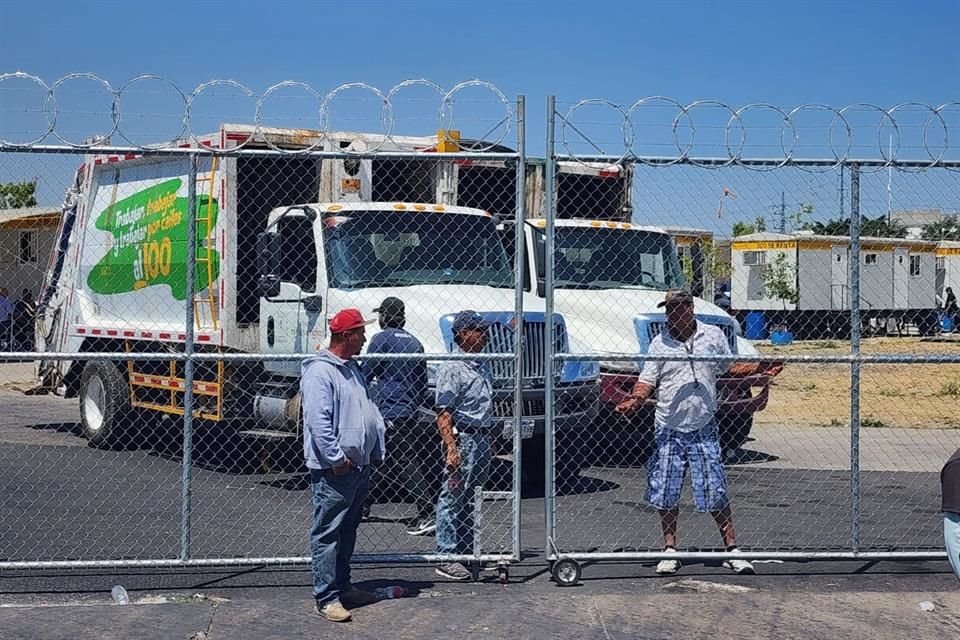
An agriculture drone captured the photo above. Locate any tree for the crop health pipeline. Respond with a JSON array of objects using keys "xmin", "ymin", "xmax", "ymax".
[
  {"xmin": 732, "ymin": 221, "xmax": 755, "ymax": 237},
  {"xmin": 803, "ymin": 214, "xmax": 906, "ymax": 238},
  {"xmin": 761, "ymin": 252, "xmax": 799, "ymax": 309},
  {"xmin": 921, "ymin": 218, "xmax": 960, "ymax": 241},
  {"xmin": 0, "ymin": 181, "xmax": 38, "ymax": 209}
]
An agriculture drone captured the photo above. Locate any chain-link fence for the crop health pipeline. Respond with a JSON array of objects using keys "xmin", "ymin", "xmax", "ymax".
[
  {"xmin": 0, "ymin": 76, "xmax": 957, "ymax": 580},
  {"xmin": 0, "ymin": 75, "xmax": 531, "ymax": 575},
  {"xmin": 543, "ymin": 96, "xmax": 959, "ymax": 583}
]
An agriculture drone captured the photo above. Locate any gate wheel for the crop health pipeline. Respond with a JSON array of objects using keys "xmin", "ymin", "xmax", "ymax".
[{"xmin": 552, "ymin": 558, "xmax": 581, "ymax": 587}]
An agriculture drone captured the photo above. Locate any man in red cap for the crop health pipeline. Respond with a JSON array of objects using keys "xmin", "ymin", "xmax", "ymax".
[{"xmin": 301, "ymin": 308, "xmax": 386, "ymax": 623}]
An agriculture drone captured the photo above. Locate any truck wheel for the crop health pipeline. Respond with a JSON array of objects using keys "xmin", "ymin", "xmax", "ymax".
[
  {"xmin": 79, "ymin": 361, "xmax": 132, "ymax": 449},
  {"xmin": 718, "ymin": 414, "xmax": 753, "ymax": 455}
]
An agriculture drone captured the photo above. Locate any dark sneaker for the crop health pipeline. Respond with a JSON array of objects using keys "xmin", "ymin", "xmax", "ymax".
[
  {"xmin": 435, "ymin": 562, "xmax": 472, "ymax": 581},
  {"xmin": 340, "ymin": 588, "xmax": 377, "ymax": 608},
  {"xmin": 406, "ymin": 518, "xmax": 437, "ymax": 536},
  {"xmin": 316, "ymin": 599, "xmax": 351, "ymax": 622}
]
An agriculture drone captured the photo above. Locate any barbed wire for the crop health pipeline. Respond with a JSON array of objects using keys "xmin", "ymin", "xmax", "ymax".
[
  {"xmin": 0, "ymin": 72, "xmax": 514, "ymax": 152},
  {"xmin": 2, "ymin": 73, "xmax": 959, "ymax": 172},
  {"xmin": 558, "ymin": 98, "xmax": 960, "ymax": 172}
]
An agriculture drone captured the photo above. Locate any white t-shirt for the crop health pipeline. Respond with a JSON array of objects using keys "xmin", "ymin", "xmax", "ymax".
[{"xmin": 637, "ymin": 321, "xmax": 732, "ymax": 433}]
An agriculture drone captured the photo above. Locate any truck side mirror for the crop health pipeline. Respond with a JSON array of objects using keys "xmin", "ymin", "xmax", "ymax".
[{"xmin": 257, "ymin": 231, "xmax": 281, "ymax": 277}]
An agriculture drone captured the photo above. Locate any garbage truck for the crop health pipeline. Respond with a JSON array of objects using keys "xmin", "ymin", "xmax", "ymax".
[{"xmin": 34, "ymin": 125, "xmax": 600, "ymax": 478}]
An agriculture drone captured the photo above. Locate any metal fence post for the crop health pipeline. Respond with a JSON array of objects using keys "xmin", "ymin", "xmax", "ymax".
[
  {"xmin": 180, "ymin": 153, "xmax": 199, "ymax": 561},
  {"xmin": 543, "ymin": 95, "xmax": 557, "ymax": 557},
  {"xmin": 511, "ymin": 95, "xmax": 526, "ymax": 560},
  {"xmin": 849, "ymin": 162, "xmax": 862, "ymax": 552}
]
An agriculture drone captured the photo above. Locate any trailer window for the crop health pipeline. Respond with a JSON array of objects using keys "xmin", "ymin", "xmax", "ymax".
[
  {"xmin": 18, "ymin": 231, "xmax": 37, "ymax": 264},
  {"xmin": 864, "ymin": 253, "xmax": 878, "ymax": 266},
  {"xmin": 742, "ymin": 251, "xmax": 766, "ymax": 266},
  {"xmin": 910, "ymin": 254, "xmax": 922, "ymax": 277}
]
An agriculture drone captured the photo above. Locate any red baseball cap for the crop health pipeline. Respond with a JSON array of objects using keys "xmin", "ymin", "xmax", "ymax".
[{"xmin": 329, "ymin": 308, "xmax": 375, "ymax": 334}]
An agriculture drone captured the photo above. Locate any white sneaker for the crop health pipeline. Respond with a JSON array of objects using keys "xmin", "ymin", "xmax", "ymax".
[
  {"xmin": 723, "ymin": 548, "xmax": 756, "ymax": 575},
  {"xmin": 655, "ymin": 548, "xmax": 681, "ymax": 575}
]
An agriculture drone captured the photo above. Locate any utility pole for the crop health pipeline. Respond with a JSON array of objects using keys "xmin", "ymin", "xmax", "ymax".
[
  {"xmin": 778, "ymin": 191, "xmax": 786, "ymax": 233},
  {"xmin": 839, "ymin": 165, "xmax": 845, "ymax": 218}
]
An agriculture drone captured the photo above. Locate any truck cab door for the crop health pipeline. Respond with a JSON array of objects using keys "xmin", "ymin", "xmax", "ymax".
[{"xmin": 259, "ymin": 214, "xmax": 324, "ymax": 376}]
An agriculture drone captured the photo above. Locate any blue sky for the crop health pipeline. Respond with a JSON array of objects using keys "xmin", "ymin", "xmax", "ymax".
[{"xmin": 1, "ymin": 0, "xmax": 958, "ymax": 232}]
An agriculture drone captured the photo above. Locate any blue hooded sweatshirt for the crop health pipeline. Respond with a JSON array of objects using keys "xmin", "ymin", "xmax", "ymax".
[{"xmin": 301, "ymin": 350, "xmax": 386, "ymax": 470}]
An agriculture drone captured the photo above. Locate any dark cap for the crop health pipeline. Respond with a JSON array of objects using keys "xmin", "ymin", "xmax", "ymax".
[
  {"xmin": 374, "ymin": 296, "xmax": 405, "ymax": 318},
  {"xmin": 656, "ymin": 289, "xmax": 695, "ymax": 308},
  {"xmin": 452, "ymin": 310, "xmax": 490, "ymax": 334}
]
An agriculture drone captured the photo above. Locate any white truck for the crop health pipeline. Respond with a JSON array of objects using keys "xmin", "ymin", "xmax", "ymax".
[
  {"xmin": 34, "ymin": 126, "xmax": 600, "ymax": 477},
  {"xmin": 498, "ymin": 217, "xmax": 773, "ymax": 454}
]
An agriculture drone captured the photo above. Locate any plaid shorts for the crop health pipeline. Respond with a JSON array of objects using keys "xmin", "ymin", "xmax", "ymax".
[{"xmin": 645, "ymin": 423, "xmax": 730, "ymax": 513}]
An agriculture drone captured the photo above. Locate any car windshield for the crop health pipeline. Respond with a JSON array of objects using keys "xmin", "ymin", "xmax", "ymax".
[
  {"xmin": 322, "ymin": 210, "xmax": 514, "ymax": 289},
  {"xmin": 535, "ymin": 226, "xmax": 683, "ymax": 290}
]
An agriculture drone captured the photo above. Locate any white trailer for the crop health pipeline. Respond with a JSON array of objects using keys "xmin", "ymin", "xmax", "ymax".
[{"xmin": 731, "ymin": 231, "xmax": 940, "ymax": 338}]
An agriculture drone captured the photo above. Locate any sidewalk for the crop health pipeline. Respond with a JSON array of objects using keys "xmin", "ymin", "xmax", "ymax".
[
  {"xmin": 1, "ymin": 562, "xmax": 958, "ymax": 639},
  {"xmin": 0, "ymin": 361, "xmax": 35, "ymax": 390}
]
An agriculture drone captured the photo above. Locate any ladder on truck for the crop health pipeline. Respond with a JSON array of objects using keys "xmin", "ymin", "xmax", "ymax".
[
  {"xmin": 193, "ymin": 158, "xmax": 219, "ymax": 332},
  {"xmin": 125, "ymin": 158, "xmax": 225, "ymax": 421}
]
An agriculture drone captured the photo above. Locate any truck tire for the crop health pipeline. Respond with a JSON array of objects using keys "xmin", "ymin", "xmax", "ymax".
[
  {"xmin": 718, "ymin": 413, "xmax": 753, "ymax": 455},
  {"xmin": 79, "ymin": 360, "xmax": 132, "ymax": 449}
]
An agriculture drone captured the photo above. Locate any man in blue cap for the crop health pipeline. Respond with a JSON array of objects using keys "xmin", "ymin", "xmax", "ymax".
[{"xmin": 434, "ymin": 310, "xmax": 494, "ymax": 581}]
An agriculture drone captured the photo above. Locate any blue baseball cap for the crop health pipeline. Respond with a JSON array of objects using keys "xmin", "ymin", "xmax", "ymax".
[{"xmin": 452, "ymin": 310, "xmax": 490, "ymax": 334}]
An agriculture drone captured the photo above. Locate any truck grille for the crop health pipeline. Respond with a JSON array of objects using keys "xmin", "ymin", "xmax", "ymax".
[
  {"xmin": 485, "ymin": 320, "xmax": 565, "ymax": 382},
  {"xmin": 493, "ymin": 398, "xmax": 546, "ymax": 417},
  {"xmin": 646, "ymin": 320, "xmax": 737, "ymax": 351}
]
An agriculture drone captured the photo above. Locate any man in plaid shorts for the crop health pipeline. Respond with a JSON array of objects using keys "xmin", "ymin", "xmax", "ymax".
[{"xmin": 616, "ymin": 289, "xmax": 783, "ymax": 575}]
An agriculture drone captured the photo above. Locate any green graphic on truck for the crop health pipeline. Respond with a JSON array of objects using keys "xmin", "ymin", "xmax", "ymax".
[{"xmin": 86, "ymin": 178, "xmax": 220, "ymax": 300}]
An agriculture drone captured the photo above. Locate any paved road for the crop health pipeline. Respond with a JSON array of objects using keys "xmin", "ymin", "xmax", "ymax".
[{"xmin": 0, "ymin": 390, "xmax": 953, "ymax": 566}]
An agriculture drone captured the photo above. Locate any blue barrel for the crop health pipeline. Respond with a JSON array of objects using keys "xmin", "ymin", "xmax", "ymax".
[
  {"xmin": 745, "ymin": 311, "xmax": 766, "ymax": 340},
  {"xmin": 770, "ymin": 329, "xmax": 794, "ymax": 346},
  {"xmin": 941, "ymin": 314, "xmax": 955, "ymax": 333}
]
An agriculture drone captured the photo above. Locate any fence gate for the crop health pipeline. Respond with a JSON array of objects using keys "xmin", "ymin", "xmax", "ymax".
[
  {"xmin": 0, "ymin": 74, "xmax": 527, "ymax": 575},
  {"xmin": 542, "ymin": 94, "xmax": 958, "ymax": 584}
]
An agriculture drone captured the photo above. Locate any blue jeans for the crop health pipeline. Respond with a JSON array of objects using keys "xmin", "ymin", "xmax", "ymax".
[
  {"xmin": 436, "ymin": 432, "xmax": 491, "ymax": 556},
  {"xmin": 946, "ymin": 512, "xmax": 960, "ymax": 581},
  {"xmin": 309, "ymin": 466, "xmax": 371, "ymax": 604}
]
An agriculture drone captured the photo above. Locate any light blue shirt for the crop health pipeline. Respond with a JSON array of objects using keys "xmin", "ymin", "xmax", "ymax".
[
  {"xmin": 435, "ymin": 358, "xmax": 494, "ymax": 431},
  {"xmin": 0, "ymin": 296, "xmax": 13, "ymax": 324}
]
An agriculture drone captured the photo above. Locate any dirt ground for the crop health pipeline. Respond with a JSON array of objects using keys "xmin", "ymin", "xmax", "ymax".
[{"xmin": 757, "ymin": 337, "xmax": 960, "ymax": 429}]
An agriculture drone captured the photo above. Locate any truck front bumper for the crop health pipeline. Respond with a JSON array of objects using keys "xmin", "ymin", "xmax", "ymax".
[
  {"xmin": 599, "ymin": 371, "xmax": 772, "ymax": 416},
  {"xmin": 491, "ymin": 381, "xmax": 600, "ymax": 437}
]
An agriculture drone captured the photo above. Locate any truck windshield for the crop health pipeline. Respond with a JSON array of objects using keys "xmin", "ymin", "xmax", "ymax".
[
  {"xmin": 534, "ymin": 227, "xmax": 683, "ymax": 290},
  {"xmin": 322, "ymin": 211, "xmax": 514, "ymax": 289}
]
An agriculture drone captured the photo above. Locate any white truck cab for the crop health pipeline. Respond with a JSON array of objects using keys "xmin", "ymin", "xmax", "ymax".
[
  {"xmin": 498, "ymin": 217, "xmax": 773, "ymax": 452},
  {"xmin": 254, "ymin": 202, "xmax": 600, "ymax": 451}
]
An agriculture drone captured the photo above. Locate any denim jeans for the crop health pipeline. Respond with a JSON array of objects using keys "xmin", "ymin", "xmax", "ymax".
[
  {"xmin": 945, "ymin": 512, "xmax": 960, "ymax": 581},
  {"xmin": 310, "ymin": 465, "xmax": 371, "ymax": 604},
  {"xmin": 436, "ymin": 431, "xmax": 491, "ymax": 556}
]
